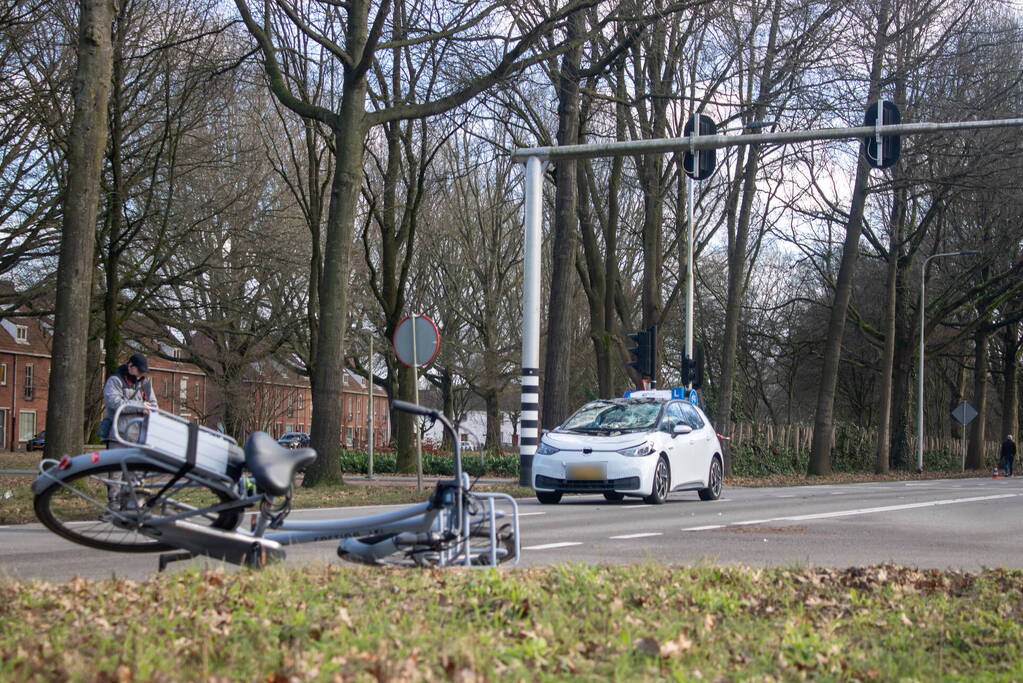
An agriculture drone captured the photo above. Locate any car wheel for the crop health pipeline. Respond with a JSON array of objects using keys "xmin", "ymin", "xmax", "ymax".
[
  {"xmin": 536, "ymin": 490, "xmax": 562, "ymax": 505},
  {"xmin": 643, "ymin": 457, "xmax": 669, "ymax": 504},
  {"xmin": 603, "ymin": 492, "xmax": 625, "ymax": 502},
  {"xmin": 698, "ymin": 457, "xmax": 723, "ymax": 501}
]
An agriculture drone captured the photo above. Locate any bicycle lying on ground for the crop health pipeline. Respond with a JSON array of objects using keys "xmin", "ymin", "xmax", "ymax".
[{"xmin": 32, "ymin": 401, "xmax": 519, "ymax": 570}]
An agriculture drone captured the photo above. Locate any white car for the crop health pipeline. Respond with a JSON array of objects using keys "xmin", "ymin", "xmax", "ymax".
[{"xmin": 531, "ymin": 391, "xmax": 723, "ymax": 504}]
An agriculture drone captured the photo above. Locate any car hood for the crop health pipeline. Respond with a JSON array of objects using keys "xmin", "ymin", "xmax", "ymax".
[{"xmin": 542, "ymin": 430, "xmax": 651, "ymax": 451}]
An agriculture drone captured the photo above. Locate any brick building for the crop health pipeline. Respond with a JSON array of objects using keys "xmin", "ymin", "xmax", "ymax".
[
  {"xmin": 0, "ymin": 316, "xmax": 52, "ymax": 450},
  {"xmin": 0, "ymin": 317, "xmax": 389, "ymax": 450}
]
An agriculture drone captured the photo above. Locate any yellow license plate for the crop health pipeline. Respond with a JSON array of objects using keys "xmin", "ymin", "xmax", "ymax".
[{"xmin": 567, "ymin": 463, "xmax": 606, "ymax": 480}]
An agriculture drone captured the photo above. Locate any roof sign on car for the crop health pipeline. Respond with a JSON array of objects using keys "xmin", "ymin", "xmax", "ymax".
[{"xmin": 624, "ymin": 389, "xmax": 673, "ymax": 399}]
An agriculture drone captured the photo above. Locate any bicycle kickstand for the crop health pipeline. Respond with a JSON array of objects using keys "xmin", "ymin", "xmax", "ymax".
[{"xmin": 158, "ymin": 551, "xmax": 196, "ymax": 572}]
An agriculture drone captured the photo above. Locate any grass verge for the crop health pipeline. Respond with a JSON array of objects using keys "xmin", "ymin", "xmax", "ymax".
[{"xmin": 2, "ymin": 563, "xmax": 1021, "ymax": 680}]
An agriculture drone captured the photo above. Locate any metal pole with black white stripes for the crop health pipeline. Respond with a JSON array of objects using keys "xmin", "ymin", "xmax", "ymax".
[{"xmin": 518, "ymin": 155, "xmax": 544, "ymax": 486}]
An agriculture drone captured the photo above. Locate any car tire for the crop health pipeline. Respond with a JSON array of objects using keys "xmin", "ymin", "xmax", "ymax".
[
  {"xmin": 603, "ymin": 492, "xmax": 625, "ymax": 502},
  {"xmin": 643, "ymin": 457, "xmax": 669, "ymax": 505},
  {"xmin": 698, "ymin": 457, "xmax": 723, "ymax": 501},
  {"xmin": 536, "ymin": 490, "xmax": 562, "ymax": 505}
]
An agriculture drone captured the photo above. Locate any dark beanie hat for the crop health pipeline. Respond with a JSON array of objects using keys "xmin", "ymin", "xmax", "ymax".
[{"xmin": 128, "ymin": 353, "xmax": 149, "ymax": 373}]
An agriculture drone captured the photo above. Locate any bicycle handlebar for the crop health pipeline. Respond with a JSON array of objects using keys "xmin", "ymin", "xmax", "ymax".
[
  {"xmin": 390, "ymin": 400, "xmax": 440, "ymax": 420},
  {"xmin": 389, "ymin": 400, "xmax": 463, "ymax": 488}
]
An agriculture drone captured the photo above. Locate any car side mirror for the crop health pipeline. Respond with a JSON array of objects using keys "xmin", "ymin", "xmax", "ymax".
[{"xmin": 672, "ymin": 424, "xmax": 693, "ymax": 436}]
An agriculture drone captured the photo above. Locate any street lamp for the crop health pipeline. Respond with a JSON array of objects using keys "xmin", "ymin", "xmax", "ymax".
[{"xmin": 917, "ymin": 249, "xmax": 979, "ymax": 472}]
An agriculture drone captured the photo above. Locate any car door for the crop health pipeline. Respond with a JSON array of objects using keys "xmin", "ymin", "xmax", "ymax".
[
  {"xmin": 658, "ymin": 402, "xmax": 695, "ymax": 487},
  {"xmin": 680, "ymin": 403, "xmax": 714, "ymax": 484}
]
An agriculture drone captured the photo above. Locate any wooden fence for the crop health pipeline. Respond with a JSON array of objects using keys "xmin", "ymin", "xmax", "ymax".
[{"xmin": 727, "ymin": 422, "xmax": 1002, "ymax": 463}]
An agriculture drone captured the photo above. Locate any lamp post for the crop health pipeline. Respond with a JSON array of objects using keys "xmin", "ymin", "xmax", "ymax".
[{"xmin": 917, "ymin": 249, "xmax": 978, "ymax": 472}]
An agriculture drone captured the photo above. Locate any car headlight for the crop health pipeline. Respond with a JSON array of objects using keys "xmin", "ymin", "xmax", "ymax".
[
  {"xmin": 617, "ymin": 443, "xmax": 655, "ymax": 457},
  {"xmin": 535, "ymin": 442, "xmax": 560, "ymax": 456}
]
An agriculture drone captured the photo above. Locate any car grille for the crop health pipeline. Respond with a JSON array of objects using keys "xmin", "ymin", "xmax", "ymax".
[{"xmin": 535, "ymin": 475, "xmax": 640, "ymax": 492}]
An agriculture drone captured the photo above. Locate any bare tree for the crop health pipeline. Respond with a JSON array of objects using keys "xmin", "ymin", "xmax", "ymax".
[
  {"xmin": 234, "ymin": 0, "xmax": 603, "ymax": 484},
  {"xmin": 44, "ymin": 0, "xmax": 116, "ymax": 459}
]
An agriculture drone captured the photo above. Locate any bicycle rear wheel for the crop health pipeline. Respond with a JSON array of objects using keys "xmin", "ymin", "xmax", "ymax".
[{"xmin": 34, "ymin": 462, "xmax": 242, "ymax": 553}]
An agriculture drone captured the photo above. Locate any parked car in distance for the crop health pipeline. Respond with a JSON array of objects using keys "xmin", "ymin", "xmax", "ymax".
[
  {"xmin": 531, "ymin": 390, "xmax": 723, "ymax": 505},
  {"xmin": 26, "ymin": 430, "xmax": 45, "ymax": 452},
  {"xmin": 277, "ymin": 432, "xmax": 310, "ymax": 449}
]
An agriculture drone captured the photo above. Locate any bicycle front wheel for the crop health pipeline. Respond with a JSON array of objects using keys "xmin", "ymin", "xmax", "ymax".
[{"xmin": 34, "ymin": 462, "xmax": 243, "ymax": 553}]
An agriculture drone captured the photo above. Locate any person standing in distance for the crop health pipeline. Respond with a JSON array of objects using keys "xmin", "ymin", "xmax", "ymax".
[
  {"xmin": 100, "ymin": 352, "xmax": 158, "ymax": 447},
  {"xmin": 1000, "ymin": 434, "xmax": 1016, "ymax": 477}
]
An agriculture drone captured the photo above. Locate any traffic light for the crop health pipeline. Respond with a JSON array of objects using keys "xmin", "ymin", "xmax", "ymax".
[
  {"xmin": 683, "ymin": 114, "xmax": 718, "ymax": 180},
  {"xmin": 627, "ymin": 325, "xmax": 657, "ymax": 379},
  {"xmin": 682, "ymin": 342, "xmax": 704, "ymax": 389},
  {"xmin": 863, "ymin": 100, "xmax": 901, "ymax": 169}
]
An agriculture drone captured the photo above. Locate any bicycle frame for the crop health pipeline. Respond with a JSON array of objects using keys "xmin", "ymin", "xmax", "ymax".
[{"xmin": 32, "ymin": 401, "xmax": 520, "ymax": 569}]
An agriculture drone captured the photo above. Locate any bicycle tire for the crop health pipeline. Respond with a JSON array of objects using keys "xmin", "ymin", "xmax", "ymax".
[{"xmin": 34, "ymin": 462, "xmax": 243, "ymax": 553}]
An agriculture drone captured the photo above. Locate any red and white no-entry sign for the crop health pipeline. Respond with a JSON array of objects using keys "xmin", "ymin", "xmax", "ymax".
[{"xmin": 392, "ymin": 314, "xmax": 440, "ymax": 368}]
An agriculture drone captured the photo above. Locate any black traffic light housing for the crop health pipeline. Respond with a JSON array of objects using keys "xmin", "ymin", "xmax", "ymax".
[
  {"xmin": 863, "ymin": 100, "xmax": 901, "ymax": 169},
  {"xmin": 683, "ymin": 114, "xmax": 718, "ymax": 180},
  {"xmin": 682, "ymin": 342, "xmax": 704, "ymax": 389},
  {"xmin": 627, "ymin": 325, "xmax": 657, "ymax": 380}
]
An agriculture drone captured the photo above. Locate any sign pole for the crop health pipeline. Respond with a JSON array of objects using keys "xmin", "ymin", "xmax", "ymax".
[
  {"xmin": 367, "ymin": 330, "xmax": 374, "ymax": 480},
  {"xmin": 411, "ymin": 313, "xmax": 423, "ymax": 491}
]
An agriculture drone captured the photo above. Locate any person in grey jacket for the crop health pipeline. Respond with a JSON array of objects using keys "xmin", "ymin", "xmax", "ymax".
[{"xmin": 100, "ymin": 352, "xmax": 158, "ymax": 446}]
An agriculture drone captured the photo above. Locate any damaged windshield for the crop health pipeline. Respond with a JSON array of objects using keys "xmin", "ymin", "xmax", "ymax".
[{"xmin": 557, "ymin": 399, "xmax": 663, "ymax": 434}]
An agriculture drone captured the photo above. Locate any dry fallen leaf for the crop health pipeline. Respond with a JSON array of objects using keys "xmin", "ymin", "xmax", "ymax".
[
  {"xmin": 659, "ymin": 633, "xmax": 693, "ymax": 658},
  {"xmin": 634, "ymin": 636, "xmax": 660, "ymax": 656}
]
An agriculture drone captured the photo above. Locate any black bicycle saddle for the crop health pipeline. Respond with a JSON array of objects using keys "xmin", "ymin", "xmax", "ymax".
[{"xmin": 244, "ymin": 431, "xmax": 317, "ymax": 496}]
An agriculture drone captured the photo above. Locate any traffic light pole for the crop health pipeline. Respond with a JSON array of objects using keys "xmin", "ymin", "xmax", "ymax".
[
  {"xmin": 512, "ymin": 115, "xmax": 1023, "ymax": 486},
  {"xmin": 685, "ymin": 173, "xmax": 695, "ymax": 389}
]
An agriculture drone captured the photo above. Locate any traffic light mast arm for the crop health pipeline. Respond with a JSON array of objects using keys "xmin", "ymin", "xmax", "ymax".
[{"xmin": 510, "ymin": 117, "xmax": 1023, "ymax": 162}]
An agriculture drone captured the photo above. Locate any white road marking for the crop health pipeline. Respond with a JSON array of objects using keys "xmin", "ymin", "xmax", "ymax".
[
  {"xmin": 681, "ymin": 493, "xmax": 1019, "ymax": 532},
  {"xmin": 609, "ymin": 532, "xmax": 663, "ymax": 539},
  {"xmin": 523, "ymin": 542, "xmax": 583, "ymax": 551},
  {"xmin": 780, "ymin": 494, "xmax": 1018, "ymax": 522},
  {"xmin": 624, "ymin": 505, "xmax": 655, "ymax": 510},
  {"xmin": 829, "ymin": 491, "xmax": 848, "ymax": 495},
  {"xmin": 775, "ymin": 494, "xmax": 797, "ymax": 498},
  {"xmin": 518, "ymin": 512, "xmax": 546, "ymax": 517}
]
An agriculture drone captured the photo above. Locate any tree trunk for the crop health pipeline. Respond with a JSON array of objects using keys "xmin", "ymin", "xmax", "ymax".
[
  {"xmin": 303, "ymin": 88, "xmax": 367, "ymax": 486},
  {"xmin": 485, "ymin": 391, "xmax": 501, "ymax": 451},
  {"xmin": 1000, "ymin": 322, "xmax": 1020, "ymax": 445},
  {"xmin": 966, "ymin": 327, "xmax": 990, "ymax": 470},
  {"xmin": 541, "ymin": 11, "xmax": 583, "ymax": 430},
  {"xmin": 874, "ymin": 237, "xmax": 899, "ymax": 473},
  {"xmin": 807, "ymin": 154, "xmax": 873, "ymax": 475},
  {"xmin": 45, "ymin": 0, "xmax": 115, "ymax": 461},
  {"xmin": 889, "ymin": 265, "xmax": 914, "ymax": 468},
  {"xmin": 808, "ymin": 0, "xmax": 890, "ymax": 476}
]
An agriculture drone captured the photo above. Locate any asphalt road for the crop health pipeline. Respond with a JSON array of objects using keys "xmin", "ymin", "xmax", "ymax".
[{"xmin": 2, "ymin": 476, "xmax": 1020, "ymax": 582}]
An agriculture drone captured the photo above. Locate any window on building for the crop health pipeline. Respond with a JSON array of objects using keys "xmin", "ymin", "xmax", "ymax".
[
  {"xmin": 179, "ymin": 378, "xmax": 188, "ymax": 403},
  {"xmin": 23, "ymin": 364, "xmax": 33, "ymax": 400},
  {"xmin": 0, "ymin": 363, "xmax": 6, "ymax": 386},
  {"xmin": 194, "ymin": 383, "xmax": 200, "ymax": 402},
  {"xmin": 15, "ymin": 325, "xmax": 27, "ymax": 344},
  {"xmin": 345, "ymin": 427, "xmax": 353, "ymax": 446},
  {"xmin": 287, "ymin": 392, "xmax": 295, "ymax": 417},
  {"xmin": 162, "ymin": 378, "xmax": 171, "ymax": 397},
  {"xmin": 19, "ymin": 410, "xmax": 35, "ymax": 442}
]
